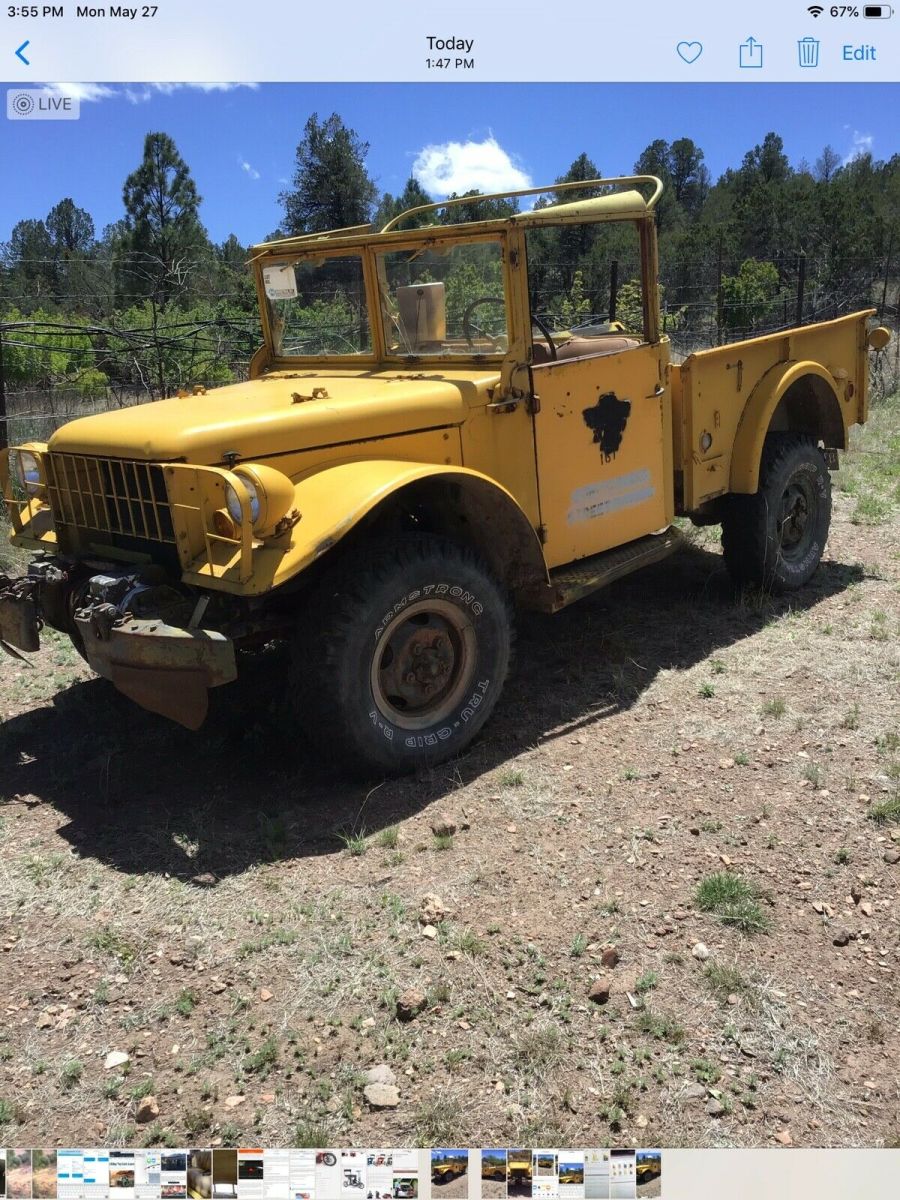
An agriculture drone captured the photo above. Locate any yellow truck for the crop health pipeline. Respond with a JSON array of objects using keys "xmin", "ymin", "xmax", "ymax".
[
  {"xmin": 506, "ymin": 1154, "xmax": 532, "ymax": 1186},
  {"xmin": 432, "ymin": 1161, "xmax": 466, "ymax": 1184},
  {"xmin": 1, "ymin": 175, "xmax": 889, "ymax": 773},
  {"xmin": 635, "ymin": 1155, "xmax": 661, "ymax": 1182}
]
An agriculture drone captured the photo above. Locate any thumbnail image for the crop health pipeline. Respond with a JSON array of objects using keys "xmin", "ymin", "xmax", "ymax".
[
  {"xmin": 481, "ymin": 1152, "xmax": 507, "ymax": 1199},
  {"xmin": 584, "ymin": 1152, "xmax": 609, "ymax": 1200},
  {"xmin": 6, "ymin": 1152, "xmax": 31, "ymax": 1200},
  {"xmin": 238, "ymin": 1154, "xmax": 263, "ymax": 1184},
  {"xmin": 608, "ymin": 1152, "xmax": 635, "ymax": 1200},
  {"xmin": 363, "ymin": 1150, "xmax": 393, "ymax": 1200},
  {"xmin": 506, "ymin": 1151, "xmax": 532, "ymax": 1199},
  {"xmin": 0, "ymin": 1151, "xmax": 6, "ymax": 1199},
  {"xmin": 534, "ymin": 1155, "xmax": 557, "ymax": 1178},
  {"xmin": 110, "ymin": 1165, "xmax": 136, "ymax": 1190},
  {"xmin": 634, "ymin": 1153, "xmax": 660, "ymax": 1198},
  {"xmin": 431, "ymin": 1150, "xmax": 468, "ymax": 1196},
  {"xmin": 342, "ymin": 1162, "xmax": 366, "ymax": 1194},
  {"xmin": 30, "ymin": 1152, "xmax": 56, "ymax": 1200},
  {"xmin": 212, "ymin": 1151, "xmax": 237, "ymax": 1199},
  {"xmin": 391, "ymin": 1180, "xmax": 417, "ymax": 1200},
  {"xmin": 188, "ymin": 1153, "xmax": 212, "ymax": 1200},
  {"xmin": 559, "ymin": 1163, "xmax": 584, "ymax": 1186},
  {"xmin": 162, "ymin": 1151, "xmax": 189, "ymax": 1200}
]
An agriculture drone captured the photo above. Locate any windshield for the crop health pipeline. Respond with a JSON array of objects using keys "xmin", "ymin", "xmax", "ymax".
[
  {"xmin": 376, "ymin": 238, "xmax": 509, "ymax": 358},
  {"xmin": 263, "ymin": 253, "xmax": 372, "ymax": 356}
]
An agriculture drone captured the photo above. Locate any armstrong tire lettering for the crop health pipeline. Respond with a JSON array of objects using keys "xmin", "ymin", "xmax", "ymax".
[{"xmin": 291, "ymin": 534, "xmax": 513, "ymax": 776}]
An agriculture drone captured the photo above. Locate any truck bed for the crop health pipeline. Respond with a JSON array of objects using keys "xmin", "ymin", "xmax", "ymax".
[{"xmin": 671, "ymin": 311, "xmax": 873, "ymax": 511}]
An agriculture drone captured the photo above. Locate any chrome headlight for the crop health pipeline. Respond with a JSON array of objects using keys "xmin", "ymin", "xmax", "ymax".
[
  {"xmin": 224, "ymin": 476, "xmax": 260, "ymax": 525},
  {"xmin": 223, "ymin": 464, "xmax": 297, "ymax": 539},
  {"xmin": 12, "ymin": 449, "xmax": 42, "ymax": 496}
]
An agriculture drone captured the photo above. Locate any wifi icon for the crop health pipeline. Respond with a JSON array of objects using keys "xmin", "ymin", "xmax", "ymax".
[{"xmin": 808, "ymin": 4, "xmax": 824, "ymax": 14}]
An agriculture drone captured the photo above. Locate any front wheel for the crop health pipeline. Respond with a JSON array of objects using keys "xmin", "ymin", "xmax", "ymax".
[
  {"xmin": 291, "ymin": 534, "xmax": 513, "ymax": 775},
  {"xmin": 721, "ymin": 433, "xmax": 832, "ymax": 591}
]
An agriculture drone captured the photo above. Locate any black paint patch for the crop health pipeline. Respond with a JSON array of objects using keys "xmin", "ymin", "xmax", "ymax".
[{"xmin": 582, "ymin": 392, "xmax": 631, "ymax": 460}]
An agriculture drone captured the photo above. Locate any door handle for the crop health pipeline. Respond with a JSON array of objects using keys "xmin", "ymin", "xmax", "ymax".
[{"xmin": 647, "ymin": 384, "xmax": 666, "ymax": 398}]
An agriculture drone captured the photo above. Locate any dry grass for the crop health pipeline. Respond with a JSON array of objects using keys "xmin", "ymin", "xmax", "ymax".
[{"xmin": 0, "ymin": 393, "xmax": 897, "ymax": 1148}]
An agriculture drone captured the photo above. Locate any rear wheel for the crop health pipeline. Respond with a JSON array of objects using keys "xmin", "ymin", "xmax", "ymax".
[
  {"xmin": 722, "ymin": 433, "xmax": 831, "ymax": 591},
  {"xmin": 291, "ymin": 534, "xmax": 513, "ymax": 775}
]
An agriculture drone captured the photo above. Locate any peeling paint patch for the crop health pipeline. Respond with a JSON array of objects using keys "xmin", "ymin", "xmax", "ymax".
[
  {"xmin": 583, "ymin": 392, "xmax": 631, "ymax": 459},
  {"xmin": 567, "ymin": 469, "xmax": 655, "ymax": 524}
]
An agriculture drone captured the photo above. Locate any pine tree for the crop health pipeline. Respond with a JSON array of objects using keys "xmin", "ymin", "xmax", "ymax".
[
  {"xmin": 279, "ymin": 113, "xmax": 378, "ymax": 235},
  {"xmin": 122, "ymin": 132, "xmax": 208, "ymax": 305}
]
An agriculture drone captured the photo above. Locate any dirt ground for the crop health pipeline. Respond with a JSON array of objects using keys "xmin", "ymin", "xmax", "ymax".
[
  {"xmin": 431, "ymin": 1171, "xmax": 468, "ymax": 1198},
  {"xmin": 479, "ymin": 1180, "xmax": 507, "ymax": 1199},
  {"xmin": 0, "ymin": 399, "xmax": 898, "ymax": 1152},
  {"xmin": 6, "ymin": 1164, "xmax": 33, "ymax": 1199},
  {"xmin": 636, "ymin": 1174, "xmax": 661, "ymax": 1198},
  {"xmin": 31, "ymin": 1164, "xmax": 58, "ymax": 1199}
]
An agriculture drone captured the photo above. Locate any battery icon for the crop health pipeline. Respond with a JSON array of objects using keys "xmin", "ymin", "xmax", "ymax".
[{"xmin": 863, "ymin": 4, "xmax": 893, "ymax": 15}]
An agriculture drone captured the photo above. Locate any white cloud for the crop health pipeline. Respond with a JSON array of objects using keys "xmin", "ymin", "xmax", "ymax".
[
  {"xmin": 46, "ymin": 82, "xmax": 258, "ymax": 105},
  {"xmin": 239, "ymin": 157, "xmax": 261, "ymax": 181},
  {"xmin": 844, "ymin": 130, "xmax": 874, "ymax": 163},
  {"xmin": 412, "ymin": 136, "xmax": 531, "ymax": 197},
  {"xmin": 45, "ymin": 82, "xmax": 117, "ymax": 102}
]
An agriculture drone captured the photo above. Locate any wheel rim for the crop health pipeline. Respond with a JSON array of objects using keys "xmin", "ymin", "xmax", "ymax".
[
  {"xmin": 778, "ymin": 476, "xmax": 815, "ymax": 560},
  {"xmin": 370, "ymin": 599, "xmax": 476, "ymax": 730}
]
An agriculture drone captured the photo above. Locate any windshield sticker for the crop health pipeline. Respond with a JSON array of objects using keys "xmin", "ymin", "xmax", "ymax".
[{"xmin": 263, "ymin": 263, "xmax": 298, "ymax": 300}]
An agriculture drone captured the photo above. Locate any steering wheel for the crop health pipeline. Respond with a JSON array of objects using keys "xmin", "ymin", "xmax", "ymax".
[
  {"xmin": 462, "ymin": 296, "xmax": 507, "ymax": 349},
  {"xmin": 462, "ymin": 296, "xmax": 557, "ymax": 360},
  {"xmin": 530, "ymin": 313, "xmax": 557, "ymax": 361}
]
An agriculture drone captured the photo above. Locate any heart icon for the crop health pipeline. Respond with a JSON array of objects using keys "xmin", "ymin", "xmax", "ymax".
[{"xmin": 677, "ymin": 41, "xmax": 703, "ymax": 64}]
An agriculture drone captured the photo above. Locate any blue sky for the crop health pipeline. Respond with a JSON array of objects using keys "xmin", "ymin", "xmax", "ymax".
[{"xmin": 2, "ymin": 82, "xmax": 897, "ymax": 244}]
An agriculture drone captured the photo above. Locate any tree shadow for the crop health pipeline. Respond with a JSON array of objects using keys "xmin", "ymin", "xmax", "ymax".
[{"xmin": 0, "ymin": 543, "xmax": 863, "ymax": 883}]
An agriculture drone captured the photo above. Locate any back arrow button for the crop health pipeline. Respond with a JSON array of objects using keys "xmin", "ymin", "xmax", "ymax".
[{"xmin": 15, "ymin": 40, "xmax": 30, "ymax": 65}]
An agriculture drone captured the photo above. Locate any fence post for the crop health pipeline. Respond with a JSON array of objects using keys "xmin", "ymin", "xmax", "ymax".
[
  {"xmin": 795, "ymin": 253, "xmax": 806, "ymax": 327},
  {"xmin": 0, "ymin": 325, "xmax": 7, "ymax": 454},
  {"xmin": 608, "ymin": 260, "xmax": 619, "ymax": 324},
  {"xmin": 880, "ymin": 227, "xmax": 895, "ymax": 321}
]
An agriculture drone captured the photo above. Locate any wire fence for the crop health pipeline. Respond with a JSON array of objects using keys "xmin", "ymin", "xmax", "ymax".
[{"xmin": 1, "ymin": 251, "xmax": 898, "ymax": 447}]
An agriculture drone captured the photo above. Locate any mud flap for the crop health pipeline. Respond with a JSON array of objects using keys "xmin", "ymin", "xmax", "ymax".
[
  {"xmin": 110, "ymin": 664, "xmax": 212, "ymax": 731},
  {"xmin": 0, "ymin": 589, "xmax": 41, "ymax": 656}
]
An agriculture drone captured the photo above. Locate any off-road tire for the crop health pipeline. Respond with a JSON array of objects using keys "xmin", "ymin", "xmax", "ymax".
[
  {"xmin": 721, "ymin": 433, "xmax": 831, "ymax": 592},
  {"xmin": 291, "ymin": 534, "xmax": 513, "ymax": 775}
]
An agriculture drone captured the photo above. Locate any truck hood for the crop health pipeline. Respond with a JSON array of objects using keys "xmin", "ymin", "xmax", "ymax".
[{"xmin": 48, "ymin": 368, "xmax": 499, "ymax": 463}]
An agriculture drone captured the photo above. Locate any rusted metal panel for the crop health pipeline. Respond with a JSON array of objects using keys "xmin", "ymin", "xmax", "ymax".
[{"xmin": 0, "ymin": 588, "xmax": 40, "ymax": 653}]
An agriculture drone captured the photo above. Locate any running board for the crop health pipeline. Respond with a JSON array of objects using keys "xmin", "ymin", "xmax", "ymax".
[{"xmin": 546, "ymin": 528, "xmax": 683, "ymax": 611}]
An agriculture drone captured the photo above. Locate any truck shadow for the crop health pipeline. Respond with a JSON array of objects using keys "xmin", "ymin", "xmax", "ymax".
[{"xmin": 0, "ymin": 543, "xmax": 863, "ymax": 882}]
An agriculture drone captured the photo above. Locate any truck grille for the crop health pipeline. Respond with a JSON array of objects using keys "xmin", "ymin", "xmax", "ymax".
[{"xmin": 46, "ymin": 454, "xmax": 175, "ymax": 544}]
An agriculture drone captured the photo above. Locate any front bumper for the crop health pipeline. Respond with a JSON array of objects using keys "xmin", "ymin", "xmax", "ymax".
[
  {"xmin": 1, "ymin": 564, "xmax": 237, "ymax": 730},
  {"xmin": 74, "ymin": 608, "xmax": 237, "ymax": 730}
]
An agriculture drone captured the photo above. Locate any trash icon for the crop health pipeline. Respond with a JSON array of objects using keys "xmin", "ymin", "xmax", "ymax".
[{"xmin": 798, "ymin": 37, "xmax": 821, "ymax": 67}]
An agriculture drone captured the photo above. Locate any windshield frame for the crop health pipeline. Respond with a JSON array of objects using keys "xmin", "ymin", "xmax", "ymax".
[
  {"xmin": 372, "ymin": 231, "xmax": 512, "ymax": 365},
  {"xmin": 256, "ymin": 229, "xmax": 514, "ymax": 367},
  {"xmin": 257, "ymin": 245, "xmax": 381, "ymax": 366}
]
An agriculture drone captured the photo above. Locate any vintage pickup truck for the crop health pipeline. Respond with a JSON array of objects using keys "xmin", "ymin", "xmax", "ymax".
[{"xmin": 1, "ymin": 175, "xmax": 889, "ymax": 772}]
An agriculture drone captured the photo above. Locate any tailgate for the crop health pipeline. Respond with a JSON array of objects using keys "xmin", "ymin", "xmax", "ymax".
[{"xmin": 675, "ymin": 311, "xmax": 873, "ymax": 510}]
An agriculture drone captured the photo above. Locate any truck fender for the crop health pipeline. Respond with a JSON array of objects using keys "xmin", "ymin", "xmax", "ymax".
[
  {"xmin": 730, "ymin": 360, "xmax": 843, "ymax": 494},
  {"xmin": 268, "ymin": 460, "xmax": 550, "ymax": 600}
]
